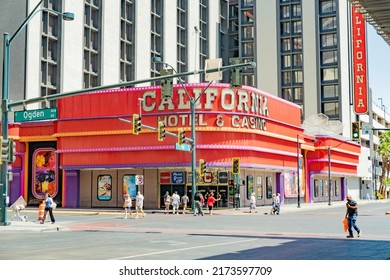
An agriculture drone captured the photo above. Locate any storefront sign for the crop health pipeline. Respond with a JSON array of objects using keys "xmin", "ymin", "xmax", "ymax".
[
  {"xmin": 351, "ymin": 6, "xmax": 368, "ymax": 115},
  {"xmin": 160, "ymin": 172, "xmax": 171, "ymax": 184},
  {"xmin": 171, "ymin": 172, "xmax": 185, "ymax": 184}
]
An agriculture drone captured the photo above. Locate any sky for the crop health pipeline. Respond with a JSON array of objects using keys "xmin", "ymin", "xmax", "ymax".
[{"xmin": 366, "ymin": 24, "xmax": 390, "ymax": 111}]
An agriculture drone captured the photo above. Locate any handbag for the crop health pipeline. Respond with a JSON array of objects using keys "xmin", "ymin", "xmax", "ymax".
[
  {"xmin": 52, "ymin": 202, "xmax": 57, "ymax": 210},
  {"xmin": 343, "ymin": 217, "xmax": 348, "ymax": 232}
]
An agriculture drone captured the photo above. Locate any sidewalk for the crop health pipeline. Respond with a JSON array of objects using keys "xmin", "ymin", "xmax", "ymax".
[{"xmin": 0, "ymin": 199, "xmax": 385, "ymax": 232}]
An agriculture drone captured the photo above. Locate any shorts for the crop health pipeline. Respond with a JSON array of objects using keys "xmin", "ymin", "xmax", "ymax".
[
  {"xmin": 208, "ymin": 205, "xmax": 213, "ymax": 211},
  {"xmin": 172, "ymin": 203, "xmax": 179, "ymax": 209}
]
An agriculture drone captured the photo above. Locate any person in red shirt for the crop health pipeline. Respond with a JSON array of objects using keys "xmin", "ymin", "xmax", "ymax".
[{"xmin": 207, "ymin": 192, "xmax": 220, "ymax": 216}]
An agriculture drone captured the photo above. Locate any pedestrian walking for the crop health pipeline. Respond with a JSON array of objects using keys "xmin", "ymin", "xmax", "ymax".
[
  {"xmin": 123, "ymin": 193, "xmax": 132, "ymax": 219},
  {"xmin": 135, "ymin": 191, "xmax": 145, "ymax": 218},
  {"xmin": 207, "ymin": 192, "xmax": 220, "ymax": 216},
  {"xmin": 171, "ymin": 191, "xmax": 180, "ymax": 215},
  {"xmin": 193, "ymin": 191, "xmax": 204, "ymax": 216},
  {"xmin": 181, "ymin": 193, "xmax": 189, "ymax": 214},
  {"xmin": 40, "ymin": 193, "xmax": 55, "ymax": 224},
  {"xmin": 345, "ymin": 194, "xmax": 361, "ymax": 238},
  {"xmin": 249, "ymin": 192, "xmax": 257, "ymax": 213},
  {"xmin": 274, "ymin": 193, "xmax": 281, "ymax": 215},
  {"xmin": 269, "ymin": 194, "xmax": 276, "ymax": 214},
  {"xmin": 163, "ymin": 191, "xmax": 171, "ymax": 214}
]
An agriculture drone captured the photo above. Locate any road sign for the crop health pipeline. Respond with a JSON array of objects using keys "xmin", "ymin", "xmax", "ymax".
[
  {"xmin": 175, "ymin": 143, "xmax": 191, "ymax": 152},
  {"xmin": 14, "ymin": 108, "xmax": 58, "ymax": 122}
]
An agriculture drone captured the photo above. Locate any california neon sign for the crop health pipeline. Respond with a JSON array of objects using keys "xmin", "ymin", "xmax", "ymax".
[{"xmin": 352, "ymin": 6, "xmax": 368, "ymax": 115}]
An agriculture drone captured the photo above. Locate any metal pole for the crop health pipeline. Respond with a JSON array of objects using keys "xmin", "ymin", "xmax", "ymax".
[
  {"xmin": 190, "ymin": 99, "xmax": 196, "ymax": 211},
  {"xmin": 297, "ymin": 134, "xmax": 300, "ymax": 208},
  {"xmin": 328, "ymin": 146, "xmax": 331, "ymax": 206},
  {"xmin": 1, "ymin": 33, "xmax": 10, "ymax": 225}
]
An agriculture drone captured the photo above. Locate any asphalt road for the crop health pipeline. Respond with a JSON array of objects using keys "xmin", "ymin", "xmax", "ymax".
[{"xmin": 1, "ymin": 200, "xmax": 390, "ymax": 260}]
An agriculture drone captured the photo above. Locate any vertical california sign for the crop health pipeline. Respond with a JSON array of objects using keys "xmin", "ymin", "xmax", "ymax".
[{"xmin": 352, "ymin": 5, "xmax": 368, "ymax": 114}]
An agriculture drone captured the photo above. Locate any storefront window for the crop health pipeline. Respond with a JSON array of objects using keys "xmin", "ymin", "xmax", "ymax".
[
  {"xmin": 314, "ymin": 179, "xmax": 319, "ymax": 197},
  {"xmin": 335, "ymin": 180, "xmax": 339, "ymax": 196},
  {"xmin": 257, "ymin": 176, "xmax": 263, "ymax": 200},
  {"xmin": 319, "ymin": 180, "xmax": 324, "ymax": 197},
  {"xmin": 97, "ymin": 175, "xmax": 112, "ymax": 201},
  {"xmin": 266, "ymin": 176, "xmax": 273, "ymax": 199},
  {"xmin": 246, "ymin": 175, "xmax": 254, "ymax": 199}
]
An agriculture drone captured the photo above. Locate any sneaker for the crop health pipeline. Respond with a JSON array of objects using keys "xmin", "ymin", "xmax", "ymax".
[
  {"xmin": 51, "ymin": 222, "xmax": 55, "ymax": 224},
  {"xmin": 346, "ymin": 235, "xmax": 354, "ymax": 238},
  {"xmin": 357, "ymin": 231, "xmax": 361, "ymax": 237}
]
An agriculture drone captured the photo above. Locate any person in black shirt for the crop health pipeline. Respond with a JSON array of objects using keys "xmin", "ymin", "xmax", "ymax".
[{"xmin": 345, "ymin": 194, "xmax": 361, "ymax": 238}]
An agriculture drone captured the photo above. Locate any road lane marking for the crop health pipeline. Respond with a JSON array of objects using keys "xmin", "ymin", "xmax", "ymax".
[{"xmin": 112, "ymin": 238, "xmax": 258, "ymax": 260}]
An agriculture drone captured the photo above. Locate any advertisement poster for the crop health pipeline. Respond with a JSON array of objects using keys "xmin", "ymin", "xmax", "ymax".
[
  {"xmin": 123, "ymin": 175, "xmax": 137, "ymax": 198},
  {"xmin": 32, "ymin": 148, "xmax": 58, "ymax": 199},
  {"xmin": 97, "ymin": 175, "xmax": 112, "ymax": 201}
]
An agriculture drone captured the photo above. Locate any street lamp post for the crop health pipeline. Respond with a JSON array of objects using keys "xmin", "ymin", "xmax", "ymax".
[{"xmin": 1, "ymin": 1, "xmax": 74, "ymax": 225}]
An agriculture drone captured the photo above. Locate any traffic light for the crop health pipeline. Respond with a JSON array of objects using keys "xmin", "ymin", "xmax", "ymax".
[
  {"xmin": 199, "ymin": 159, "xmax": 206, "ymax": 176},
  {"xmin": 178, "ymin": 129, "xmax": 186, "ymax": 145},
  {"xmin": 0, "ymin": 137, "xmax": 9, "ymax": 164},
  {"xmin": 232, "ymin": 158, "xmax": 240, "ymax": 174},
  {"xmin": 229, "ymin": 57, "xmax": 242, "ymax": 88},
  {"xmin": 352, "ymin": 121, "xmax": 360, "ymax": 141},
  {"xmin": 8, "ymin": 138, "xmax": 16, "ymax": 163},
  {"xmin": 157, "ymin": 121, "xmax": 166, "ymax": 141},
  {"xmin": 160, "ymin": 68, "xmax": 173, "ymax": 99},
  {"xmin": 133, "ymin": 114, "xmax": 141, "ymax": 135}
]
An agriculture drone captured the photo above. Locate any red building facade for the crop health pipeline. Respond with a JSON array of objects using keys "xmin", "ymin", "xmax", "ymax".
[{"xmin": 6, "ymin": 83, "xmax": 360, "ymax": 209}]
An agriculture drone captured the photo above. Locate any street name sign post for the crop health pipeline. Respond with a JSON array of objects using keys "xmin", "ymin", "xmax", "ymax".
[{"xmin": 14, "ymin": 108, "xmax": 58, "ymax": 122}]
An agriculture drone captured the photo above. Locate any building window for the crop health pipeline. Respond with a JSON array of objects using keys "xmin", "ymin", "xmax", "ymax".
[
  {"xmin": 41, "ymin": 0, "xmax": 62, "ymax": 108},
  {"xmin": 320, "ymin": 16, "xmax": 337, "ymax": 31},
  {"xmin": 321, "ymin": 50, "xmax": 338, "ymax": 64},
  {"xmin": 266, "ymin": 176, "xmax": 273, "ymax": 199},
  {"xmin": 151, "ymin": 0, "xmax": 163, "ymax": 80},
  {"xmin": 281, "ymin": 38, "xmax": 291, "ymax": 52},
  {"xmin": 323, "ymin": 102, "xmax": 339, "ymax": 117},
  {"xmin": 320, "ymin": 0, "xmax": 337, "ymax": 14},
  {"xmin": 256, "ymin": 176, "xmax": 263, "ymax": 200},
  {"xmin": 321, "ymin": 33, "xmax": 337, "ymax": 48},
  {"xmin": 177, "ymin": 0, "xmax": 188, "ymax": 79},
  {"xmin": 282, "ymin": 71, "xmax": 292, "ymax": 85},
  {"xmin": 322, "ymin": 67, "xmax": 338, "ymax": 81},
  {"xmin": 322, "ymin": 85, "xmax": 338, "ymax": 99},
  {"xmin": 292, "ymin": 20, "xmax": 302, "ymax": 34},
  {"xmin": 282, "ymin": 55, "xmax": 291, "ymax": 69},
  {"xmin": 293, "ymin": 37, "xmax": 302, "ymax": 50},
  {"xmin": 84, "ymin": 0, "xmax": 102, "ymax": 88},
  {"xmin": 292, "ymin": 4, "xmax": 302, "ymax": 17},
  {"xmin": 120, "ymin": 0, "xmax": 135, "ymax": 83},
  {"xmin": 293, "ymin": 54, "xmax": 303, "ymax": 67},
  {"xmin": 199, "ymin": 0, "xmax": 209, "ymax": 81}
]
